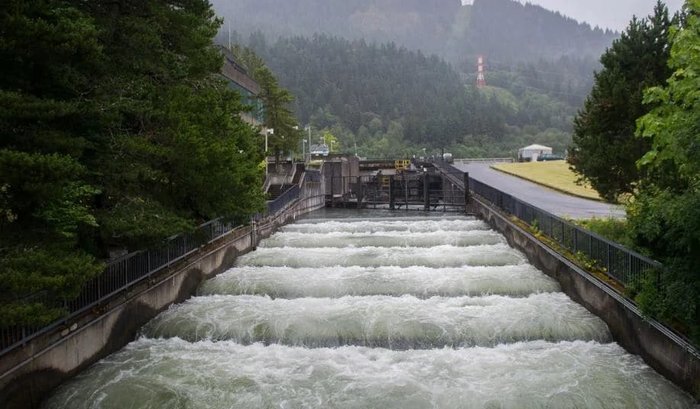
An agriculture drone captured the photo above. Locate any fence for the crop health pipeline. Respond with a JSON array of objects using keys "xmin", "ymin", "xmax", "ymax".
[
  {"xmin": 304, "ymin": 169, "xmax": 322, "ymax": 183},
  {"xmin": 1, "ymin": 177, "xmax": 308, "ymax": 357},
  {"xmin": 433, "ymin": 161, "xmax": 662, "ymax": 287},
  {"xmin": 266, "ymin": 185, "xmax": 301, "ymax": 215},
  {"xmin": 453, "ymin": 157, "xmax": 514, "ymax": 165}
]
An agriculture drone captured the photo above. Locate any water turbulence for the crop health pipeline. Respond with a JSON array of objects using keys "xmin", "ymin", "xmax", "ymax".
[{"xmin": 45, "ymin": 215, "xmax": 696, "ymax": 408}]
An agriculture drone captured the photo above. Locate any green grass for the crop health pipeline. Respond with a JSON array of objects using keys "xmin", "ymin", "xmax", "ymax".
[
  {"xmin": 575, "ymin": 217, "xmax": 636, "ymax": 249},
  {"xmin": 492, "ymin": 161, "xmax": 604, "ymax": 201}
]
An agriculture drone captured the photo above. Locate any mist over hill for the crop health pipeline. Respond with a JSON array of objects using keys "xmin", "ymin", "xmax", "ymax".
[
  {"xmin": 211, "ymin": 0, "xmax": 618, "ymax": 67},
  {"xmin": 212, "ymin": 0, "xmax": 461, "ymax": 59},
  {"xmin": 214, "ymin": 0, "xmax": 624, "ymax": 157}
]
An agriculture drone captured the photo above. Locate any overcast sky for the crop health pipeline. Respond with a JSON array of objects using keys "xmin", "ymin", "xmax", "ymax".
[{"xmin": 464, "ymin": 0, "xmax": 685, "ymax": 31}]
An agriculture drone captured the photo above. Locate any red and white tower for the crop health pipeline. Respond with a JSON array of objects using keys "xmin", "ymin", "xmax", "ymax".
[{"xmin": 476, "ymin": 55, "xmax": 487, "ymax": 88}]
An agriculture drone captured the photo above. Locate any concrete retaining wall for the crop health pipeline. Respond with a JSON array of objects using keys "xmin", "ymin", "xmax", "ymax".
[
  {"xmin": 470, "ymin": 196, "xmax": 700, "ymax": 400},
  {"xmin": 0, "ymin": 187, "xmax": 325, "ymax": 409}
]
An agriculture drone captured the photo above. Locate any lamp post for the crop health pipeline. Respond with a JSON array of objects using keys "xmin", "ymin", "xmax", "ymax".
[
  {"xmin": 304, "ymin": 125, "xmax": 312, "ymax": 161},
  {"xmin": 263, "ymin": 128, "xmax": 274, "ymax": 175}
]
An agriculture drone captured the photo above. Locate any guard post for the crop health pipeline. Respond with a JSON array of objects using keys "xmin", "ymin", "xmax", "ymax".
[{"xmin": 463, "ymin": 172, "xmax": 470, "ymax": 206}]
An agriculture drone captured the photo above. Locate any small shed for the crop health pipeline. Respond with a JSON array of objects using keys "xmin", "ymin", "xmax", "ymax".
[{"xmin": 518, "ymin": 144, "xmax": 553, "ymax": 162}]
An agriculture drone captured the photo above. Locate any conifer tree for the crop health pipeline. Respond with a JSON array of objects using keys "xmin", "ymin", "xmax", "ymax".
[
  {"xmin": 569, "ymin": 1, "xmax": 676, "ymax": 202},
  {"xmin": 0, "ymin": 0, "xmax": 265, "ymax": 326}
]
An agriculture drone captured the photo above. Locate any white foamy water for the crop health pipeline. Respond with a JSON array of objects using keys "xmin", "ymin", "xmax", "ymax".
[
  {"xmin": 198, "ymin": 265, "xmax": 561, "ymax": 298},
  {"xmin": 141, "ymin": 293, "xmax": 611, "ymax": 347},
  {"xmin": 280, "ymin": 217, "xmax": 490, "ymax": 234},
  {"xmin": 237, "ymin": 244, "xmax": 525, "ymax": 268},
  {"xmin": 43, "ymin": 214, "xmax": 697, "ymax": 408},
  {"xmin": 260, "ymin": 229, "xmax": 505, "ymax": 248},
  {"xmin": 44, "ymin": 338, "xmax": 695, "ymax": 409}
]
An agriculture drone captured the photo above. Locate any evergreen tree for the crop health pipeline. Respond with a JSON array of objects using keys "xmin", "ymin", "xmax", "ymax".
[
  {"xmin": 0, "ymin": 0, "xmax": 265, "ymax": 326},
  {"xmin": 0, "ymin": 0, "xmax": 106, "ymax": 325},
  {"xmin": 231, "ymin": 44, "xmax": 301, "ymax": 167},
  {"xmin": 569, "ymin": 1, "xmax": 676, "ymax": 202}
]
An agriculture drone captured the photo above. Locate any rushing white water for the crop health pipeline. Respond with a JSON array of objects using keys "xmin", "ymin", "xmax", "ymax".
[
  {"xmin": 260, "ymin": 229, "xmax": 506, "ymax": 248},
  {"xmin": 141, "ymin": 293, "xmax": 611, "ymax": 347},
  {"xmin": 280, "ymin": 218, "xmax": 491, "ymax": 234},
  {"xmin": 43, "ymin": 215, "xmax": 696, "ymax": 408},
  {"xmin": 198, "ymin": 265, "xmax": 561, "ymax": 298},
  {"xmin": 45, "ymin": 338, "xmax": 695, "ymax": 409},
  {"xmin": 237, "ymin": 244, "xmax": 526, "ymax": 268}
]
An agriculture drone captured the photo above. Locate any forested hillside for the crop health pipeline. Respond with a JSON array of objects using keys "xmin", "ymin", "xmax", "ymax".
[
  {"xmin": 248, "ymin": 35, "xmax": 488, "ymax": 156},
  {"xmin": 464, "ymin": 0, "xmax": 616, "ymax": 64},
  {"xmin": 214, "ymin": 0, "xmax": 619, "ymax": 158},
  {"xmin": 211, "ymin": 0, "xmax": 617, "ymax": 66},
  {"xmin": 212, "ymin": 0, "xmax": 461, "ymax": 59},
  {"xmin": 244, "ymin": 34, "xmax": 577, "ymax": 158}
]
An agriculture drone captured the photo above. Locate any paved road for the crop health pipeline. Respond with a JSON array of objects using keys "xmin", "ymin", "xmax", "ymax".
[{"xmin": 456, "ymin": 163, "xmax": 626, "ymax": 220}]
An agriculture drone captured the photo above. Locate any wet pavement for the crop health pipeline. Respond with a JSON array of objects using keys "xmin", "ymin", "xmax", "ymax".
[{"xmin": 456, "ymin": 163, "xmax": 625, "ymax": 219}]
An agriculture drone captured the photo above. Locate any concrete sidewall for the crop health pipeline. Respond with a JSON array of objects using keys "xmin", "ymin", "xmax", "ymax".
[
  {"xmin": 0, "ymin": 192, "xmax": 324, "ymax": 409},
  {"xmin": 470, "ymin": 196, "xmax": 700, "ymax": 400}
]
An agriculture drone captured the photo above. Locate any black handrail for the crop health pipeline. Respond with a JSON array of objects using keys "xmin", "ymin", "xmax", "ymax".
[
  {"xmin": 432, "ymin": 160, "xmax": 661, "ymax": 287},
  {"xmin": 0, "ymin": 177, "xmax": 308, "ymax": 357}
]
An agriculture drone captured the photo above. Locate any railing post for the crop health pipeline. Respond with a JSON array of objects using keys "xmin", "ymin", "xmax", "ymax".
[
  {"xmin": 389, "ymin": 176, "xmax": 396, "ymax": 210},
  {"xmin": 251, "ymin": 219, "xmax": 257, "ymax": 247},
  {"xmin": 403, "ymin": 173, "xmax": 409, "ymax": 211},
  {"xmin": 423, "ymin": 172, "xmax": 430, "ymax": 211},
  {"xmin": 358, "ymin": 178, "xmax": 365, "ymax": 208},
  {"xmin": 628, "ymin": 252, "xmax": 633, "ymax": 284},
  {"xmin": 463, "ymin": 172, "xmax": 470, "ymax": 207},
  {"xmin": 330, "ymin": 169, "xmax": 335, "ymax": 207}
]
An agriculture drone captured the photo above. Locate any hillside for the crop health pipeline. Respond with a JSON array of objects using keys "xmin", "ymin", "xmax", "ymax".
[
  {"xmin": 464, "ymin": 0, "xmax": 616, "ymax": 64},
  {"xmin": 213, "ymin": 0, "xmax": 461, "ymax": 58},
  {"xmin": 249, "ymin": 35, "xmax": 490, "ymax": 152},
  {"xmin": 211, "ymin": 0, "xmax": 617, "ymax": 66},
  {"xmin": 241, "ymin": 35, "xmax": 576, "ymax": 158},
  {"xmin": 214, "ymin": 0, "xmax": 625, "ymax": 158}
]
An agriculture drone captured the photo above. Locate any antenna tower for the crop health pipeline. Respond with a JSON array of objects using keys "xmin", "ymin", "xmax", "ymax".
[{"xmin": 476, "ymin": 55, "xmax": 487, "ymax": 88}]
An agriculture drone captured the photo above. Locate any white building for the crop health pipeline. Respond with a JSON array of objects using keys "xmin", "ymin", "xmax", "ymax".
[{"xmin": 518, "ymin": 144, "xmax": 553, "ymax": 162}]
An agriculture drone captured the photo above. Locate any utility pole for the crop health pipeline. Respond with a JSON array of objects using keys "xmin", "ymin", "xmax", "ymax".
[
  {"xmin": 305, "ymin": 125, "xmax": 312, "ymax": 161},
  {"xmin": 227, "ymin": 20, "xmax": 232, "ymax": 50}
]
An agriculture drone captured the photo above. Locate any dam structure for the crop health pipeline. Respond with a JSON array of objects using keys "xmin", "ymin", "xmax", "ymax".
[{"xmin": 43, "ymin": 211, "xmax": 695, "ymax": 408}]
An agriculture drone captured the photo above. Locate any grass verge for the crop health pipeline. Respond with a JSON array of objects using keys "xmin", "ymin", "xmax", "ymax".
[{"xmin": 492, "ymin": 161, "xmax": 604, "ymax": 202}]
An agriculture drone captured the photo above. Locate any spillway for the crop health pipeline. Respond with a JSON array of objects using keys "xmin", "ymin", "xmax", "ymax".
[{"xmin": 44, "ymin": 214, "xmax": 696, "ymax": 408}]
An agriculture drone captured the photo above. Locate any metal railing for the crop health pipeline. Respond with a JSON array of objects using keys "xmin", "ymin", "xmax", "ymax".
[
  {"xmin": 266, "ymin": 185, "xmax": 301, "ymax": 215},
  {"xmin": 471, "ymin": 178, "xmax": 661, "ymax": 285},
  {"xmin": 434, "ymin": 161, "xmax": 662, "ymax": 287},
  {"xmin": 1, "ymin": 179, "xmax": 308, "ymax": 357},
  {"xmin": 454, "ymin": 157, "xmax": 515, "ymax": 165},
  {"xmin": 304, "ymin": 169, "xmax": 322, "ymax": 183},
  {"xmin": 0, "ymin": 218, "xmax": 234, "ymax": 356}
]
